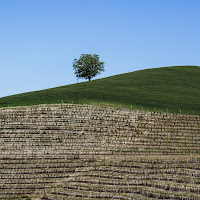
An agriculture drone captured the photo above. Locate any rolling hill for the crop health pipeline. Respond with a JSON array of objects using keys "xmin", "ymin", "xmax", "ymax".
[{"xmin": 0, "ymin": 66, "xmax": 199, "ymax": 114}]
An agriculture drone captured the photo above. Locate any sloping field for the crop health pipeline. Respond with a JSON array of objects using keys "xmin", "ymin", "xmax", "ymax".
[
  {"xmin": 0, "ymin": 66, "xmax": 200, "ymax": 114},
  {"xmin": 0, "ymin": 104, "xmax": 199, "ymax": 199}
]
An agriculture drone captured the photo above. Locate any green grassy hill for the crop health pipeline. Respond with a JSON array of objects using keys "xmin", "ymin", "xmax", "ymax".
[{"xmin": 0, "ymin": 66, "xmax": 200, "ymax": 114}]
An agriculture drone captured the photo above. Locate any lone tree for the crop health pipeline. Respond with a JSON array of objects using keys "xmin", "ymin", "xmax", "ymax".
[{"xmin": 73, "ymin": 54, "xmax": 105, "ymax": 81}]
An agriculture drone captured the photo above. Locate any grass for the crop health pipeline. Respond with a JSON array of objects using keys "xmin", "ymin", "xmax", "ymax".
[{"xmin": 0, "ymin": 65, "xmax": 200, "ymax": 114}]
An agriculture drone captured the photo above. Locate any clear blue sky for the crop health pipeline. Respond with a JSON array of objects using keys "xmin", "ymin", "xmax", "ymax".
[{"xmin": 0, "ymin": 0, "xmax": 200, "ymax": 97}]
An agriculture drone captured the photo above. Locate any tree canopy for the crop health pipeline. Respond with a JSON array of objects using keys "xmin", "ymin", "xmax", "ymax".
[{"xmin": 73, "ymin": 54, "xmax": 105, "ymax": 81}]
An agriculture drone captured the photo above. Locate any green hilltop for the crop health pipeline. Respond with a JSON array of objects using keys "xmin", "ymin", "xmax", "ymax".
[{"xmin": 0, "ymin": 66, "xmax": 200, "ymax": 114}]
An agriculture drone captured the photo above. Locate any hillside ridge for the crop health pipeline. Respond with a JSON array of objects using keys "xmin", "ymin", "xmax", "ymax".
[{"xmin": 0, "ymin": 66, "xmax": 199, "ymax": 114}]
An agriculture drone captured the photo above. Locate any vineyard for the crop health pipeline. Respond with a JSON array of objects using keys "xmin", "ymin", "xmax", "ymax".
[{"xmin": 0, "ymin": 104, "xmax": 199, "ymax": 200}]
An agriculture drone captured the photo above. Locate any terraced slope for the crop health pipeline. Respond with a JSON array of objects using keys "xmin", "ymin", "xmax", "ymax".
[
  {"xmin": 0, "ymin": 66, "xmax": 200, "ymax": 114},
  {"xmin": 0, "ymin": 104, "xmax": 199, "ymax": 199}
]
